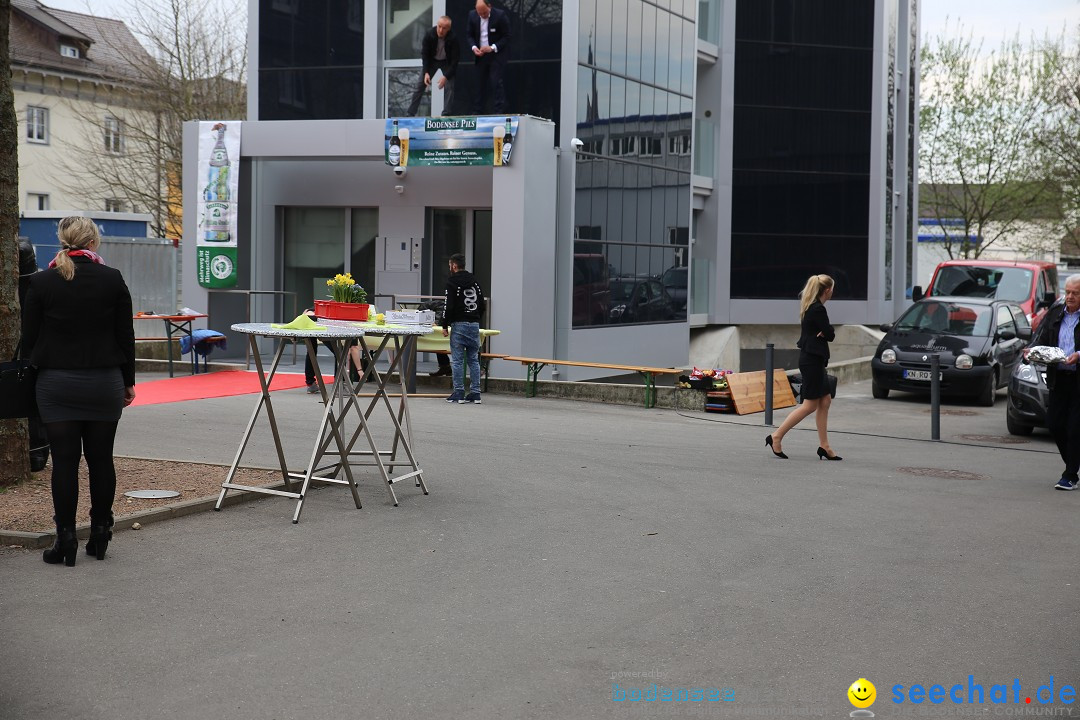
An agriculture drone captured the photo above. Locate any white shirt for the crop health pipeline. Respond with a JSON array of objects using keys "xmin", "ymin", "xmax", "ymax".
[{"xmin": 474, "ymin": 15, "xmax": 496, "ymax": 52}]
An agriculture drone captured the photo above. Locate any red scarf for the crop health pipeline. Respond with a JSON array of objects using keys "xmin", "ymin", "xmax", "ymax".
[{"xmin": 48, "ymin": 249, "xmax": 105, "ymax": 268}]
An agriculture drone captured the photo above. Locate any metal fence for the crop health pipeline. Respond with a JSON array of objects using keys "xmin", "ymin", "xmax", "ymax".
[{"xmin": 99, "ymin": 237, "xmax": 178, "ymax": 314}]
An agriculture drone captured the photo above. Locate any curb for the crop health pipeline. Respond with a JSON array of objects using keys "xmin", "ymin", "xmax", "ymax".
[{"xmin": 0, "ymin": 479, "xmax": 288, "ymax": 550}]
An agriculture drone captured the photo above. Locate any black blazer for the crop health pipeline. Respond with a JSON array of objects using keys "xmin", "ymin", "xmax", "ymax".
[
  {"xmin": 797, "ymin": 301, "xmax": 835, "ymax": 361},
  {"xmin": 22, "ymin": 257, "xmax": 136, "ymax": 387},
  {"xmin": 421, "ymin": 26, "xmax": 460, "ymax": 78},
  {"xmin": 467, "ymin": 7, "xmax": 511, "ymax": 61}
]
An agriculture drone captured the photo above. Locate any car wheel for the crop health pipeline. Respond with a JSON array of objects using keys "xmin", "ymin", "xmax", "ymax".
[
  {"xmin": 1006, "ymin": 410, "xmax": 1034, "ymax": 436},
  {"xmin": 872, "ymin": 380, "xmax": 889, "ymax": 399},
  {"xmin": 977, "ymin": 371, "xmax": 997, "ymax": 407}
]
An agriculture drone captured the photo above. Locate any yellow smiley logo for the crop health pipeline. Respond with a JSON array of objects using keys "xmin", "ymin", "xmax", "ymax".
[{"xmin": 848, "ymin": 678, "xmax": 876, "ymax": 709}]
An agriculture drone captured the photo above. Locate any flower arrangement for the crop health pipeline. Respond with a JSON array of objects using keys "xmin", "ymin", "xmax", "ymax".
[{"xmin": 326, "ymin": 273, "xmax": 368, "ymax": 304}]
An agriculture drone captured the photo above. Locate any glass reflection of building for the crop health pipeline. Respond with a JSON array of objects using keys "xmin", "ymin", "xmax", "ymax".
[{"xmin": 573, "ymin": 1, "xmax": 695, "ymax": 326}]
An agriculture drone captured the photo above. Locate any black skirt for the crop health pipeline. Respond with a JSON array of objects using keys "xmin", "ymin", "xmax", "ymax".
[
  {"xmin": 35, "ymin": 367, "xmax": 125, "ymax": 423},
  {"xmin": 798, "ymin": 354, "xmax": 829, "ymax": 401}
]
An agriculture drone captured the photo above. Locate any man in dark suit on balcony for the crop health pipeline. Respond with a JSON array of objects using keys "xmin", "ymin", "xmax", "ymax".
[{"xmin": 467, "ymin": 0, "xmax": 511, "ymax": 113}]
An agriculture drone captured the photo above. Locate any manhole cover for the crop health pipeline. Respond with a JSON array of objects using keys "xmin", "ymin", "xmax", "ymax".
[
  {"xmin": 897, "ymin": 467, "xmax": 988, "ymax": 481},
  {"xmin": 125, "ymin": 489, "xmax": 180, "ymax": 499},
  {"xmin": 956, "ymin": 434, "xmax": 1029, "ymax": 444},
  {"xmin": 923, "ymin": 409, "xmax": 978, "ymax": 416}
]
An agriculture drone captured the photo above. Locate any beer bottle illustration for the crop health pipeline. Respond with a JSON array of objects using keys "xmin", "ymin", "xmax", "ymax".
[
  {"xmin": 388, "ymin": 119, "xmax": 401, "ymax": 166},
  {"xmin": 501, "ymin": 117, "xmax": 513, "ymax": 165},
  {"xmin": 202, "ymin": 122, "xmax": 231, "ymax": 242}
]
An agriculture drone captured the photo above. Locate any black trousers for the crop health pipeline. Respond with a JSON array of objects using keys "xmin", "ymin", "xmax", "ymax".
[
  {"xmin": 46, "ymin": 420, "xmax": 119, "ymax": 529},
  {"xmin": 1046, "ymin": 371, "xmax": 1080, "ymax": 481},
  {"xmin": 473, "ymin": 55, "xmax": 506, "ymax": 113}
]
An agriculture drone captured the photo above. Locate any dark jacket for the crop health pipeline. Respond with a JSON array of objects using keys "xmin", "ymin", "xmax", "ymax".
[
  {"xmin": 18, "ymin": 238, "xmax": 37, "ymax": 305},
  {"xmin": 421, "ymin": 26, "xmax": 459, "ymax": 79},
  {"xmin": 1028, "ymin": 300, "xmax": 1080, "ymax": 389},
  {"xmin": 22, "ymin": 256, "xmax": 136, "ymax": 387},
  {"xmin": 467, "ymin": 7, "xmax": 511, "ymax": 61},
  {"xmin": 797, "ymin": 301, "xmax": 835, "ymax": 361},
  {"xmin": 443, "ymin": 270, "xmax": 486, "ymax": 329}
]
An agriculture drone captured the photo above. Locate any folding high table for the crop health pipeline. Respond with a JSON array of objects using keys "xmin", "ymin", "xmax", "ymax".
[{"xmin": 214, "ymin": 321, "xmax": 430, "ymax": 523}]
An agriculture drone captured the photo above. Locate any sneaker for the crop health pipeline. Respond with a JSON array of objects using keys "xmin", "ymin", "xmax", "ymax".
[
  {"xmin": 446, "ymin": 390, "xmax": 465, "ymax": 403},
  {"xmin": 1055, "ymin": 477, "xmax": 1078, "ymax": 491},
  {"xmin": 306, "ymin": 383, "xmax": 320, "ymax": 394},
  {"xmin": 463, "ymin": 392, "xmax": 482, "ymax": 404}
]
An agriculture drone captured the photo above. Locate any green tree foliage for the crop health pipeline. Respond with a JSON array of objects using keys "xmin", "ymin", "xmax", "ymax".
[
  {"xmin": 920, "ymin": 26, "xmax": 1059, "ymax": 259},
  {"xmin": 1037, "ymin": 25, "xmax": 1080, "ymax": 257}
]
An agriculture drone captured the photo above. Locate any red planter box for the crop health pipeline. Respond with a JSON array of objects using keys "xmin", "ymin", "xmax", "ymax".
[{"xmin": 313, "ymin": 300, "xmax": 370, "ymax": 321}]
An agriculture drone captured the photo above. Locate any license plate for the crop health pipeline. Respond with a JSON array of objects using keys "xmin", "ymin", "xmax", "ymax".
[{"xmin": 903, "ymin": 370, "xmax": 942, "ymax": 381}]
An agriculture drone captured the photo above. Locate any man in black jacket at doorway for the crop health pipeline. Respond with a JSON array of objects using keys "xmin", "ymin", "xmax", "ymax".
[{"xmin": 442, "ymin": 254, "xmax": 486, "ymax": 404}]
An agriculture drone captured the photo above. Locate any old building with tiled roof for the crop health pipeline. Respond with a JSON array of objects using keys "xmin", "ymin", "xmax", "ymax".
[{"xmin": 11, "ymin": 0, "xmax": 155, "ymax": 217}]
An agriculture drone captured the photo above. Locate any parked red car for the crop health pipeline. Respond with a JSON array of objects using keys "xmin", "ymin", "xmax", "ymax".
[{"xmin": 914, "ymin": 260, "xmax": 1058, "ymax": 330}]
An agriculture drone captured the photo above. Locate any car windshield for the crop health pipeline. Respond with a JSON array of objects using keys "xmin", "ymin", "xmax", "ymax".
[
  {"xmin": 610, "ymin": 281, "xmax": 635, "ymax": 302},
  {"xmin": 662, "ymin": 268, "xmax": 687, "ymax": 288},
  {"xmin": 895, "ymin": 301, "xmax": 993, "ymax": 336},
  {"xmin": 930, "ymin": 266, "xmax": 1034, "ymax": 302}
]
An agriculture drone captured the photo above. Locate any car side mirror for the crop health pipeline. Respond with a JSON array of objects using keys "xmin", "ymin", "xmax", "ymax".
[
  {"xmin": 998, "ymin": 329, "xmax": 1017, "ymax": 341},
  {"xmin": 1038, "ymin": 291, "xmax": 1056, "ymax": 310},
  {"xmin": 912, "ymin": 286, "xmax": 924, "ymax": 302},
  {"xmin": 879, "ymin": 323, "xmax": 893, "ymax": 332},
  {"xmin": 1018, "ymin": 327, "xmax": 1032, "ymax": 341}
]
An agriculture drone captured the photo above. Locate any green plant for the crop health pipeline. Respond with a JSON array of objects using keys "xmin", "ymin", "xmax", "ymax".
[{"xmin": 326, "ymin": 273, "xmax": 368, "ymax": 303}]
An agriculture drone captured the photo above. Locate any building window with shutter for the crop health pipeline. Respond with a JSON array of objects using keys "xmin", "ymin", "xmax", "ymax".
[{"xmin": 105, "ymin": 199, "xmax": 123, "ymax": 212}]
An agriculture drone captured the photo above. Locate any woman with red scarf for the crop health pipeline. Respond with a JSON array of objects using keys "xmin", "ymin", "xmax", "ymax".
[{"xmin": 21, "ymin": 217, "xmax": 136, "ymax": 566}]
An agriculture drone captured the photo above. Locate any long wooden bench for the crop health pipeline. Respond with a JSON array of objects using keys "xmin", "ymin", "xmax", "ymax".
[{"xmin": 501, "ymin": 356, "xmax": 684, "ymax": 408}]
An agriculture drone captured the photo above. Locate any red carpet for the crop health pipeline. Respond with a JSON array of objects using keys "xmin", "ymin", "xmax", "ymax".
[{"xmin": 131, "ymin": 370, "xmax": 332, "ymax": 407}]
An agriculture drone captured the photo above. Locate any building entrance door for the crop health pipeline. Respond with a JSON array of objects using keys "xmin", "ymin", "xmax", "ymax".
[{"xmin": 428, "ymin": 208, "xmax": 492, "ymax": 307}]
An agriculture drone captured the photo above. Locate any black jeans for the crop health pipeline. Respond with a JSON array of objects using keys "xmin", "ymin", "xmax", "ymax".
[
  {"xmin": 1046, "ymin": 371, "xmax": 1080, "ymax": 481},
  {"xmin": 473, "ymin": 55, "xmax": 506, "ymax": 113}
]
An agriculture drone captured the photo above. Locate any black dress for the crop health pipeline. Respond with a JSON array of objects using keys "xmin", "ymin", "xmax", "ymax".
[{"xmin": 797, "ymin": 301, "xmax": 834, "ymax": 400}]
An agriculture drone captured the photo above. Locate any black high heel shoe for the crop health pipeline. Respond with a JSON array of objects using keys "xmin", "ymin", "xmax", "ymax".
[
  {"xmin": 43, "ymin": 528, "xmax": 78, "ymax": 567},
  {"xmin": 766, "ymin": 434, "xmax": 788, "ymax": 459},
  {"xmin": 85, "ymin": 525, "xmax": 112, "ymax": 560},
  {"xmin": 817, "ymin": 447, "xmax": 843, "ymax": 461}
]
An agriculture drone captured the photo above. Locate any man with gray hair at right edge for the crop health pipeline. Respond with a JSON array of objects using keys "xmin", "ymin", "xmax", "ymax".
[
  {"xmin": 442, "ymin": 253, "xmax": 486, "ymax": 404},
  {"xmin": 1025, "ymin": 274, "xmax": 1080, "ymax": 490}
]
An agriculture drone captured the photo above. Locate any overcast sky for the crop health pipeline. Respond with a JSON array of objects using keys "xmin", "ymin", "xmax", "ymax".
[{"xmin": 42, "ymin": 0, "xmax": 1080, "ymax": 46}]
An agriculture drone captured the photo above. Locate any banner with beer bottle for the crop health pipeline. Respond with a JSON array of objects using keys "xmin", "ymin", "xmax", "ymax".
[
  {"xmin": 384, "ymin": 116, "xmax": 518, "ymax": 167},
  {"xmin": 196, "ymin": 120, "xmax": 241, "ymax": 288}
]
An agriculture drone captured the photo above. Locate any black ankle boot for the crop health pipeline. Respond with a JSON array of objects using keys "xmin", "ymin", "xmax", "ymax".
[
  {"xmin": 43, "ymin": 528, "xmax": 78, "ymax": 567},
  {"xmin": 85, "ymin": 526, "xmax": 113, "ymax": 560}
]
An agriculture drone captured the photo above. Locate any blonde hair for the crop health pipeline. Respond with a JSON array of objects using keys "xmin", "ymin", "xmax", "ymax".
[
  {"xmin": 798, "ymin": 274, "xmax": 834, "ymax": 319},
  {"xmin": 52, "ymin": 216, "xmax": 100, "ymax": 281}
]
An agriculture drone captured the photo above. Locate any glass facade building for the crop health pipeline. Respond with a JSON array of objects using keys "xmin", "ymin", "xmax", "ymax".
[
  {"xmin": 572, "ymin": 0, "xmax": 695, "ymax": 325},
  {"xmin": 203, "ymin": 0, "xmax": 919, "ymax": 376}
]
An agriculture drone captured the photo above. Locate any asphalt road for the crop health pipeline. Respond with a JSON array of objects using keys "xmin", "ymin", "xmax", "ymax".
[{"xmin": 1, "ymin": 377, "xmax": 1075, "ymax": 719}]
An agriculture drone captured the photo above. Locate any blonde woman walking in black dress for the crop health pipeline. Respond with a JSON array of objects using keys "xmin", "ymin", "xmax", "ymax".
[{"xmin": 766, "ymin": 274, "xmax": 842, "ymax": 461}]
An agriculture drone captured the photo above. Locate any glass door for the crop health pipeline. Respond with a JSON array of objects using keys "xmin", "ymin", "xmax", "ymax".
[{"xmin": 281, "ymin": 207, "xmax": 378, "ymax": 312}]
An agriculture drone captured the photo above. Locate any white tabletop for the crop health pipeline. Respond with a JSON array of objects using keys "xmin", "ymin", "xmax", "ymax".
[
  {"xmin": 320, "ymin": 320, "xmax": 434, "ymax": 336},
  {"xmin": 231, "ymin": 322, "xmax": 366, "ymax": 339}
]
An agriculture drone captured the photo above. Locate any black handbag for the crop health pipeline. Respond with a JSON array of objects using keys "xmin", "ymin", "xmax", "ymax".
[{"xmin": 0, "ymin": 344, "xmax": 36, "ymax": 419}]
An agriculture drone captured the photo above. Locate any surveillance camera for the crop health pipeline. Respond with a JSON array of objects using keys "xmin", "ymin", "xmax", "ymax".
[
  {"xmin": 393, "ymin": 165, "xmax": 407, "ymax": 177},
  {"xmin": 570, "ymin": 138, "xmax": 584, "ymax": 150}
]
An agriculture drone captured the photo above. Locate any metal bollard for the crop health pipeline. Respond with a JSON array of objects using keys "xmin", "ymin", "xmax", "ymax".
[
  {"xmin": 765, "ymin": 343, "xmax": 774, "ymax": 427},
  {"xmin": 930, "ymin": 353, "xmax": 941, "ymax": 441}
]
